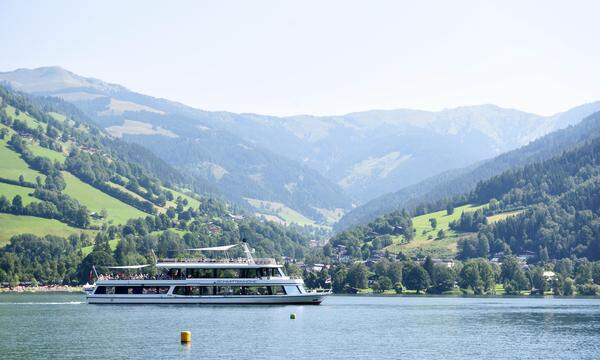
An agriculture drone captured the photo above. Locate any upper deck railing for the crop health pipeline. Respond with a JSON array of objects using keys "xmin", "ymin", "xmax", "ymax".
[{"xmin": 157, "ymin": 257, "xmax": 278, "ymax": 265}]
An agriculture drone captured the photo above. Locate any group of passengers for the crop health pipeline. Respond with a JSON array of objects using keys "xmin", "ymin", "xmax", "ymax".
[{"xmin": 96, "ymin": 273, "xmax": 173, "ymax": 281}]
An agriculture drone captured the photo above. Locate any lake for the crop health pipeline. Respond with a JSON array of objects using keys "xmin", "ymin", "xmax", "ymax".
[{"xmin": 1, "ymin": 294, "xmax": 600, "ymax": 359}]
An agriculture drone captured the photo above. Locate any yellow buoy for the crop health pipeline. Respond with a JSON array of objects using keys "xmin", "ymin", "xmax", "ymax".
[
  {"xmin": 290, "ymin": 313, "xmax": 296, "ymax": 320},
  {"xmin": 180, "ymin": 331, "xmax": 191, "ymax": 343}
]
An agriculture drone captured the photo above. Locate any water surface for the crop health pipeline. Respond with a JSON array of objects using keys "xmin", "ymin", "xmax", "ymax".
[{"xmin": 1, "ymin": 294, "xmax": 599, "ymax": 359}]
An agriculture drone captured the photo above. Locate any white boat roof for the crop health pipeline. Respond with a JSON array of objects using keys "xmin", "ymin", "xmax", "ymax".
[
  {"xmin": 107, "ymin": 265, "xmax": 149, "ymax": 269},
  {"xmin": 156, "ymin": 262, "xmax": 282, "ymax": 269},
  {"xmin": 186, "ymin": 244, "xmax": 238, "ymax": 251}
]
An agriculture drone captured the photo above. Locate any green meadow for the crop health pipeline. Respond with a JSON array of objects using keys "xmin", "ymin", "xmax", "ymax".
[
  {"xmin": 0, "ymin": 213, "xmax": 96, "ymax": 248},
  {"xmin": 386, "ymin": 204, "xmax": 486, "ymax": 258},
  {"xmin": 62, "ymin": 172, "xmax": 147, "ymax": 225},
  {"xmin": 0, "ymin": 129, "xmax": 46, "ymax": 183},
  {"xmin": 0, "ymin": 182, "xmax": 37, "ymax": 205},
  {"xmin": 5, "ymin": 105, "xmax": 46, "ymax": 130}
]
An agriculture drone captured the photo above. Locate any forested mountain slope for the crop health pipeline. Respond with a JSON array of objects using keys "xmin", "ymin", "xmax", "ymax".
[
  {"xmin": 457, "ymin": 136, "xmax": 600, "ymax": 261},
  {"xmin": 3, "ymin": 67, "xmax": 599, "ymax": 225},
  {"xmin": 332, "ymin": 119, "xmax": 599, "ymax": 263},
  {"xmin": 0, "ymin": 67, "xmax": 352, "ymax": 225},
  {"xmin": 0, "ymin": 87, "xmax": 314, "ymax": 285},
  {"xmin": 337, "ymin": 110, "xmax": 600, "ymax": 230}
]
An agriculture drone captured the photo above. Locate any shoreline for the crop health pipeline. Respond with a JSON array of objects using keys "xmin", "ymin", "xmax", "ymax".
[
  {"xmin": 0, "ymin": 285, "xmax": 83, "ymax": 293},
  {"xmin": 1, "ymin": 289, "xmax": 598, "ymax": 299}
]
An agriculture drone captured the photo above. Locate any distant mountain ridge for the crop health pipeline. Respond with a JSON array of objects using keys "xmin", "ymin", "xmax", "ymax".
[
  {"xmin": 336, "ymin": 110, "xmax": 600, "ymax": 230},
  {"xmin": 0, "ymin": 67, "xmax": 353, "ymax": 225},
  {"xmin": 2, "ymin": 66, "xmax": 599, "ymax": 226}
]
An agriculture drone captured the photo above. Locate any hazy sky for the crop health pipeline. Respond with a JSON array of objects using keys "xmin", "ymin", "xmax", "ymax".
[{"xmin": 1, "ymin": 0, "xmax": 599, "ymax": 116}]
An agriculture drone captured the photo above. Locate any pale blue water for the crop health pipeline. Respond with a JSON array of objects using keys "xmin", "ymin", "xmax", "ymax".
[{"xmin": 1, "ymin": 294, "xmax": 600, "ymax": 359}]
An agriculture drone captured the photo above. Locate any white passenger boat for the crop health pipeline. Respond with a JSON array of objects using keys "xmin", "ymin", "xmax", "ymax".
[{"xmin": 86, "ymin": 242, "xmax": 330, "ymax": 305}]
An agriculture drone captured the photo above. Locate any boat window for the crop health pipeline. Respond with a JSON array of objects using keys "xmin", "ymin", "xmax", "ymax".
[
  {"xmin": 94, "ymin": 286, "xmax": 106, "ymax": 294},
  {"xmin": 173, "ymin": 286, "xmax": 186, "ymax": 295},
  {"xmin": 215, "ymin": 269, "xmax": 240, "ymax": 278},
  {"xmin": 142, "ymin": 286, "xmax": 170, "ymax": 294},
  {"xmin": 214, "ymin": 286, "xmax": 233, "ymax": 295},
  {"xmin": 270, "ymin": 286, "xmax": 286, "ymax": 295},
  {"xmin": 115, "ymin": 286, "xmax": 128, "ymax": 294},
  {"xmin": 191, "ymin": 286, "xmax": 214, "ymax": 296},
  {"xmin": 186, "ymin": 269, "xmax": 213, "ymax": 278},
  {"xmin": 283, "ymin": 286, "xmax": 300, "ymax": 295},
  {"xmin": 241, "ymin": 269, "xmax": 258, "ymax": 278},
  {"xmin": 244, "ymin": 286, "xmax": 270, "ymax": 295},
  {"xmin": 230, "ymin": 286, "xmax": 244, "ymax": 295},
  {"xmin": 270, "ymin": 268, "xmax": 281, "ymax": 277},
  {"xmin": 173, "ymin": 286, "xmax": 214, "ymax": 296}
]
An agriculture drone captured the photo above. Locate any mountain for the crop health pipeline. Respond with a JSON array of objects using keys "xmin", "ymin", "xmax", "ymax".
[
  {"xmin": 2, "ymin": 66, "xmax": 599, "ymax": 226},
  {"xmin": 0, "ymin": 67, "xmax": 352, "ymax": 226},
  {"xmin": 458, "ymin": 133, "xmax": 600, "ymax": 261},
  {"xmin": 337, "ymin": 110, "xmax": 600, "ymax": 230},
  {"xmin": 0, "ymin": 86, "xmax": 314, "ymax": 285},
  {"xmin": 0, "ymin": 85, "xmax": 206, "ymax": 241}
]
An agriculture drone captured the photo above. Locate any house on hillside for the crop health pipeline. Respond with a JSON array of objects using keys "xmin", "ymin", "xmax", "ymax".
[
  {"xmin": 432, "ymin": 258, "xmax": 455, "ymax": 268},
  {"xmin": 543, "ymin": 271, "xmax": 557, "ymax": 282}
]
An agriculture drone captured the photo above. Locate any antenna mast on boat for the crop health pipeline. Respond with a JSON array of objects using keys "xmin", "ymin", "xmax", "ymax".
[{"xmin": 241, "ymin": 239, "xmax": 255, "ymax": 264}]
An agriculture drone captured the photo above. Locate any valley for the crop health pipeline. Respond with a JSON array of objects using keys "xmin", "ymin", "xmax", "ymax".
[{"xmin": 2, "ymin": 67, "xmax": 599, "ymax": 227}]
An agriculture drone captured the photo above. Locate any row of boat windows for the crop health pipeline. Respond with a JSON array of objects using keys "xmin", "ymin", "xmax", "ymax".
[
  {"xmin": 168, "ymin": 268, "xmax": 283, "ymax": 279},
  {"xmin": 173, "ymin": 286, "xmax": 287, "ymax": 296},
  {"xmin": 94, "ymin": 286, "xmax": 170, "ymax": 295},
  {"xmin": 93, "ymin": 285, "xmax": 289, "ymax": 296}
]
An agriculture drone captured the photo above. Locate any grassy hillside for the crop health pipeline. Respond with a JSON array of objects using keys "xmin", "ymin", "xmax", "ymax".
[
  {"xmin": 5, "ymin": 105, "xmax": 45, "ymax": 129},
  {"xmin": 61, "ymin": 171, "xmax": 147, "ymax": 224},
  {"xmin": 385, "ymin": 204, "xmax": 486, "ymax": 258},
  {"xmin": 0, "ymin": 126, "xmax": 45, "ymax": 182},
  {"xmin": 246, "ymin": 197, "xmax": 325, "ymax": 228},
  {"xmin": 0, "ymin": 182, "xmax": 37, "ymax": 205},
  {"xmin": 0, "ymin": 87, "xmax": 191, "ymax": 246},
  {"xmin": 0, "ymin": 213, "xmax": 95, "ymax": 247},
  {"xmin": 381, "ymin": 204, "xmax": 530, "ymax": 258}
]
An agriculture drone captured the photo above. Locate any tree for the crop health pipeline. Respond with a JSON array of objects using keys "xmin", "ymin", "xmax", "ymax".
[
  {"xmin": 11, "ymin": 195, "xmax": 23, "ymax": 214},
  {"xmin": 323, "ymin": 243, "xmax": 332, "ymax": 257},
  {"xmin": 575, "ymin": 260, "xmax": 593, "ymax": 285},
  {"xmin": 501, "ymin": 257, "xmax": 529, "ymax": 291},
  {"xmin": 552, "ymin": 277, "xmax": 564, "ymax": 296},
  {"xmin": 423, "ymin": 256, "xmax": 434, "ymax": 278},
  {"xmin": 429, "ymin": 218, "xmax": 437, "ymax": 229},
  {"xmin": 437, "ymin": 229, "xmax": 446, "ymax": 239},
  {"xmin": 563, "ymin": 277, "xmax": 575, "ymax": 296},
  {"xmin": 404, "ymin": 264, "xmax": 430, "ymax": 294},
  {"xmin": 429, "ymin": 265, "xmax": 455, "ymax": 294},
  {"xmin": 538, "ymin": 247, "xmax": 549, "ymax": 264},
  {"xmin": 477, "ymin": 234, "xmax": 490, "ymax": 258},
  {"xmin": 332, "ymin": 267, "xmax": 348, "ymax": 293},
  {"xmin": 77, "ymin": 248, "xmax": 114, "ymax": 283},
  {"xmin": 555, "ymin": 258, "xmax": 573, "ymax": 278},
  {"xmin": 18, "ymin": 174, "xmax": 24, "ymax": 184},
  {"xmin": 378, "ymin": 276, "xmax": 392, "ymax": 292},
  {"xmin": 530, "ymin": 267, "xmax": 547, "ymax": 295},
  {"xmin": 387, "ymin": 262, "xmax": 403, "ymax": 285},
  {"xmin": 592, "ymin": 262, "xmax": 600, "ymax": 285},
  {"xmin": 460, "ymin": 261, "xmax": 482, "ymax": 293},
  {"xmin": 373, "ymin": 258, "xmax": 390, "ymax": 278},
  {"xmin": 446, "ymin": 204, "xmax": 454, "ymax": 216},
  {"xmin": 347, "ymin": 263, "xmax": 368, "ymax": 289}
]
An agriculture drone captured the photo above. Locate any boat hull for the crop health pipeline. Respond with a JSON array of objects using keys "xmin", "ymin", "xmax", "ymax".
[{"xmin": 87, "ymin": 293, "xmax": 327, "ymax": 305}]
